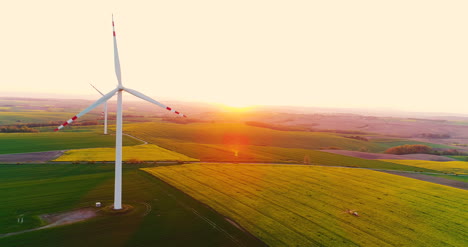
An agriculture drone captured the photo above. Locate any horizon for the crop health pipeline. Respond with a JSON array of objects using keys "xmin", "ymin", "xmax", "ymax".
[{"xmin": 3, "ymin": 92, "xmax": 468, "ymax": 119}]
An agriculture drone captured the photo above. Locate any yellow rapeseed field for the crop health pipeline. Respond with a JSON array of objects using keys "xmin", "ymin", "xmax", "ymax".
[
  {"xmin": 54, "ymin": 144, "xmax": 198, "ymax": 162},
  {"xmin": 143, "ymin": 164, "xmax": 468, "ymax": 247},
  {"xmin": 381, "ymin": 159, "xmax": 468, "ymax": 175}
]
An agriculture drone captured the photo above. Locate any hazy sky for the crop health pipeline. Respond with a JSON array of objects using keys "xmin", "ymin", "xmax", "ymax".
[{"xmin": 1, "ymin": 1, "xmax": 468, "ymax": 113}]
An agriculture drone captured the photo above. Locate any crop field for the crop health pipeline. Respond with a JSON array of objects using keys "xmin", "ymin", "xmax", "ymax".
[
  {"xmin": 381, "ymin": 159, "xmax": 468, "ymax": 175},
  {"xmin": 54, "ymin": 144, "xmax": 198, "ymax": 162},
  {"xmin": 0, "ymin": 164, "xmax": 264, "ymax": 247},
  {"xmin": 119, "ymin": 136, "xmax": 433, "ymax": 172},
  {"xmin": 426, "ymin": 174, "xmax": 468, "ymax": 183},
  {"xmin": 144, "ymin": 163, "xmax": 468, "ymax": 247},
  {"xmin": 123, "ymin": 122, "xmax": 385, "ymax": 152},
  {"xmin": 0, "ymin": 132, "xmax": 141, "ymax": 154},
  {"xmin": 447, "ymin": 155, "xmax": 468, "ymax": 161},
  {"xmin": 0, "ymin": 112, "xmax": 98, "ymax": 125},
  {"xmin": 122, "ymin": 123, "xmax": 456, "ymax": 161},
  {"xmin": 371, "ymin": 139, "xmax": 457, "ymax": 150},
  {"xmin": 122, "ymin": 123, "xmax": 417, "ymax": 164}
]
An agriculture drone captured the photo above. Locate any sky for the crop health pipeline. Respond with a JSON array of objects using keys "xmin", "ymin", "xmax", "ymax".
[{"xmin": 1, "ymin": 1, "xmax": 468, "ymax": 113}]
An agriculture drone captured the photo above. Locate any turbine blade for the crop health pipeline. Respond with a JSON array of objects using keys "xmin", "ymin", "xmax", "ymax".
[
  {"xmin": 112, "ymin": 15, "xmax": 122, "ymax": 87},
  {"xmin": 54, "ymin": 88, "xmax": 119, "ymax": 131},
  {"xmin": 90, "ymin": 83, "xmax": 105, "ymax": 96},
  {"xmin": 123, "ymin": 87, "xmax": 187, "ymax": 117}
]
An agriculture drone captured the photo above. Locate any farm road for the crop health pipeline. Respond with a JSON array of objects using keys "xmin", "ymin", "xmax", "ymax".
[
  {"xmin": 0, "ymin": 133, "xmax": 145, "ymax": 163},
  {"xmin": 322, "ymin": 150, "xmax": 457, "ymax": 161},
  {"xmin": 0, "ymin": 150, "xmax": 63, "ymax": 163},
  {"xmin": 383, "ymin": 171, "xmax": 467, "ymax": 190},
  {"xmin": 123, "ymin": 133, "xmax": 148, "ymax": 145},
  {"xmin": 0, "ymin": 208, "xmax": 97, "ymax": 238},
  {"xmin": 1, "ymin": 149, "xmax": 466, "ymax": 190}
]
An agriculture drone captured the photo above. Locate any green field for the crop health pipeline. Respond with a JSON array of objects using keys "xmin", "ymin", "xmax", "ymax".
[
  {"xmin": 122, "ymin": 123, "xmax": 458, "ymax": 163},
  {"xmin": 0, "ymin": 164, "xmax": 265, "ymax": 246},
  {"xmin": 114, "ymin": 135, "xmax": 433, "ymax": 172},
  {"xmin": 0, "ymin": 112, "xmax": 98, "ymax": 125},
  {"xmin": 124, "ymin": 122, "xmax": 384, "ymax": 152},
  {"xmin": 54, "ymin": 144, "xmax": 198, "ymax": 162},
  {"xmin": 381, "ymin": 159, "xmax": 468, "ymax": 175},
  {"xmin": 121, "ymin": 123, "xmax": 439, "ymax": 172},
  {"xmin": 0, "ymin": 132, "xmax": 141, "ymax": 154},
  {"xmin": 144, "ymin": 163, "xmax": 468, "ymax": 247},
  {"xmin": 427, "ymin": 174, "xmax": 468, "ymax": 183},
  {"xmin": 447, "ymin": 155, "xmax": 468, "ymax": 161},
  {"xmin": 371, "ymin": 139, "xmax": 457, "ymax": 150}
]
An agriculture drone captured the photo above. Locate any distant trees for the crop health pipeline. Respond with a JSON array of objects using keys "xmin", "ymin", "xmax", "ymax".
[
  {"xmin": 416, "ymin": 133, "xmax": 450, "ymax": 139},
  {"xmin": 0, "ymin": 125, "xmax": 38, "ymax": 133},
  {"xmin": 344, "ymin": 136, "xmax": 369, "ymax": 142},
  {"xmin": 434, "ymin": 149, "xmax": 465, "ymax": 156},
  {"xmin": 385, "ymin": 144, "xmax": 467, "ymax": 156},
  {"xmin": 384, "ymin": 144, "xmax": 432, "ymax": 155},
  {"xmin": 163, "ymin": 117, "xmax": 208, "ymax": 124}
]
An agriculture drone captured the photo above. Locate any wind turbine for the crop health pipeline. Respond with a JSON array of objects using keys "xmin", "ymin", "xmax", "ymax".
[
  {"xmin": 54, "ymin": 16, "xmax": 186, "ymax": 210},
  {"xmin": 90, "ymin": 83, "xmax": 108, "ymax": 135}
]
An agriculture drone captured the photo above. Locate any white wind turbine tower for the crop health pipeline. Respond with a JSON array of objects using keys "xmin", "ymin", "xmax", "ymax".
[
  {"xmin": 90, "ymin": 83, "xmax": 108, "ymax": 135},
  {"xmin": 54, "ymin": 16, "xmax": 187, "ymax": 210}
]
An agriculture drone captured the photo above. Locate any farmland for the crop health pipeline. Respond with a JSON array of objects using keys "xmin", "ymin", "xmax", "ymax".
[
  {"xmin": 54, "ymin": 144, "xmax": 198, "ymax": 162},
  {"xmin": 0, "ymin": 164, "xmax": 265, "ymax": 247},
  {"xmin": 123, "ymin": 122, "xmax": 384, "ymax": 152},
  {"xmin": 122, "ymin": 122, "xmax": 459, "ymax": 162},
  {"xmin": 370, "ymin": 139, "xmax": 458, "ymax": 150},
  {"xmin": 2, "ymin": 98, "xmax": 468, "ymax": 246},
  {"xmin": 0, "ymin": 132, "xmax": 141, "ymax": 154},
  {"xmin": 144, "ymin": 163, "xmax": 468, "ymax": 247},
  {"xmin": 0, "ymin": 112, "xmax": 72, "ymax": 125},
  {"xmin": 381, "ymin": 159, "xmax": 468, "ymax": 175},
  {"xmin": 0, "ymin": 112, "xmax": 99, "ymax": 125}
]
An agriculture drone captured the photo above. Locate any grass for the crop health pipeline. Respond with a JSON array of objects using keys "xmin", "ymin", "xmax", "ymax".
[
  {"xmin": 123, "ymin": 122, "xmax": 385, "ymax": 152},
  {"xmin": 0, "ymin": 132, "xmax": 141, "ymax": 154},
  {"xmin": 371, "ymin": 139, "xmax": 457, "ymax": 150},
  {"xmin": 117, "ymin": 137, "xmax": 434, "ymax": 172},
  {"xmin": 54, "ymin": 144, "xmax": 198, "ymax": 162},
  {"xmin": 380, "ymin": 159, "xmax": 468, "ymax": 175},
  {"xmin": 446, "ymin": 155, "xmax": 468, "ymax": 161},
  {"xmin": 0, "ymin": 164, "xmax": 265, "ymax": 247},
  {"xmin": 422, "ymin": 173, "xmax": 468, "ymax": 183},
  {"xmin": 0, "ymin": 112, "xmax": 71, "ymax": 125},
  {"xmin": 0, "ymin": 112, "xmax": 98, "ymax": 125},
  {"xmin": 122, "ymin": 121, "xmax": 441, "ymax": 172},
  {"xmin": 122, "ymin": 123, "xmax": 456, "ymax": 164},
  {"xmin": 144, "ymin": 163, "xmax": 468, "ymax": 247}
]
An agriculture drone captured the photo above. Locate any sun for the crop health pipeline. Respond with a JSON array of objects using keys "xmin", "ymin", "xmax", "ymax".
[
  {"xmin": 221, "ymin": 99, "xmax": 253, "ymax": 108},
  {"xmin": 224, "ymin": 102, "xmax": 251, "ymax": 108},
  {"xmin": 221, "ymin": 101, "xmax": 254, "ymax": 112}
]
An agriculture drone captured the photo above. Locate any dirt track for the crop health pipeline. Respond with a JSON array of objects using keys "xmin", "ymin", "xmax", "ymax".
[
  {"xmin": 41, "ymin": 208, "xmax": 97, "ymax": 227},
  {"xmin": 0, "ymin": 151, "xmax": 64, "ymax": 163},
  {"xmin": 0, "ymin": 208, "xmax": 97, "ymax": 238},
  {"xmin": 322, "ymin": 150, "xmax": 456, "ymax": 161},
  {"xmin": 383, "ymin": 171, "xmax": 467, "ymax": 190}
]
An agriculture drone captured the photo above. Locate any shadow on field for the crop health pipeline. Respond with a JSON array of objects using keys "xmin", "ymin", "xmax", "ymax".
[{"xmin": 0, "ymin": 164, "xmax": 267, "ymax": 247}]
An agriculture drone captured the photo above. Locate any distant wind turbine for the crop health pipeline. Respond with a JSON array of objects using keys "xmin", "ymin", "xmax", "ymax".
[
  {"xmin": 54, "ymin": 16, "xmax": 186, "ymax": 210},
  {"xmin": 90, "ymin": 83, "xmax": 108, "ymax": 135}
]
